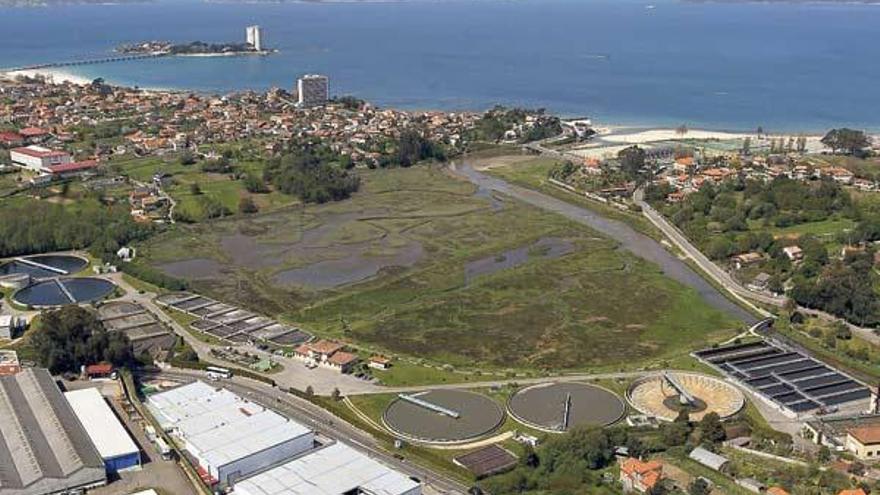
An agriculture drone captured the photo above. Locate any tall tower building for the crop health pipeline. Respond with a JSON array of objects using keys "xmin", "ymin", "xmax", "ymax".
[
  {"xmin": 246, "ymin": 25, "xmax": 262, "ymax": 52},
  {"xmin": 296, "ymin": 74, "xmax": 329, "ymax": 108}
]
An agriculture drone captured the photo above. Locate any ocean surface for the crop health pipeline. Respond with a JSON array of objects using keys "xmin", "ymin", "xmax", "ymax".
[{"xmin": 1, "ymin": 0, "xmax": 880, "ymax": 131}]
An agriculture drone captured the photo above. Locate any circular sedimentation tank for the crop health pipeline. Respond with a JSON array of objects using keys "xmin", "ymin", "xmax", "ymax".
[
  {"xmin": 627, "ymin": 372, "xmax": 745, "ymax": 422},
  {"xmin": 13, "ymin": 277, "xmax": 116, "ymax": 308},
  {"xmin": 0, "ymin": 254, "xmax": 88, "ymax": 279},
  {"xmin": 507, "ymin": 382, "xmax": 626, "ymax": 433},
  {"xmin": 383, "ymin": 389, "xmax": 505, "ymax": 444}
]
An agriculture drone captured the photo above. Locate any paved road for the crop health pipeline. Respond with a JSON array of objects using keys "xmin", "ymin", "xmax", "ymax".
[
  {"xmin": 449, "ymin": 163, "xmax": 757, "ymax": 324},
  {"xmin": 138, "ymin": 369, "xmax": 468, "ymax": 495},
  {"xmin": 633, "ymin": 187, "xmax": 783, "ymax": 316}
]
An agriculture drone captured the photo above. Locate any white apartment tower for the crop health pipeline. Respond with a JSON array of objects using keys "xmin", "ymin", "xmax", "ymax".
[
  {"xmin": 246, "ymin": 25, "xmax": 262, "ymax": 52},
  {"xmin": 296, "ymin": 74, "xmax": 329, "ymax": 107}
]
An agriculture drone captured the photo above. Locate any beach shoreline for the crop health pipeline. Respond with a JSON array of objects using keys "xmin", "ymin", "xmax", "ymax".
[{"xmin": 1, "ymin": 68, "xmax": 93, "ymax": 86}]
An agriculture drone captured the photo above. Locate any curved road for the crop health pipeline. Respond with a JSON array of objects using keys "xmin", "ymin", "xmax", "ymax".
[{"xmin": 450, "ymin": 163, "xmax": 757, "ymax": 324}]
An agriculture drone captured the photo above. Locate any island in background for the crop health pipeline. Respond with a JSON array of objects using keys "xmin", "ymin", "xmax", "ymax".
[{"xmin": 117, "ymin": 25, "xmax": 276, "ymax": 57}]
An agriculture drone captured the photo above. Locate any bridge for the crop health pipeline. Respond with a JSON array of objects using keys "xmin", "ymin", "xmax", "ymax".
[{"xmin": 3, "ymin": 52, "xmax": 168, "ymax": 73}]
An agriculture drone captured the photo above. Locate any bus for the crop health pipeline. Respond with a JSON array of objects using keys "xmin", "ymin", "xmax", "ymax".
[{"xmin": 206, "ymin": 366, "xmax": 232, "ymax": 380}]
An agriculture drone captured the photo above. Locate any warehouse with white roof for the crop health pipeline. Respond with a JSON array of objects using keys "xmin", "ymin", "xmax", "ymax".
[
  {"xmin": 146, "ymin": 381, "xmax": 314, "ymax": 486},
  {"xmin": 233, "ymin": 442, "xmax": 421, "ymax": 495},
  {"xmin": 64, "ymin": 388, "xmax": 141, "ymax": 474}
]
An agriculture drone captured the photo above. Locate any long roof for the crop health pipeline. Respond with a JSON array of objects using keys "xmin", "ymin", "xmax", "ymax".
[
  {"xmin": 64, "ymin": 388, "xmax": 139, "ymax": 461},
  {"xmin": 688, "ymin": 446, "xmax": 729, "ymax": 471},
  {"xmin": 233, "ymin": 442, "xmax": 420, "ymax": 495},
  {"xmin": 147, "ymin": 381, "xmax": 311, "ymax": 469},
  {"xmin": 0, "ymin": 368, "xmax": 105, "ymax": 494}
]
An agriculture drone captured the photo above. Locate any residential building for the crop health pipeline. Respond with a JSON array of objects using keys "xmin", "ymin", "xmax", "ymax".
[
  {"xmin": 297, "ymin": 74, "xmax": 329, "ymax": 107},
  {"xmin": 838, "ymin": 490, "xmax": 868, "ymax": 495},
  {"xmin": 845, "ymin": 426, "xmax": 880, "ymax": 460},
  {"xmin": 736, "ymin": 478, "xmax": 766, "ymax": 494},
  {"xmin": 0, "ymin": 314, "xmax": 13, "ymax": 340},
  {"xmin": 783, "ymin": 245, "xmax": 804, "ymax": 262},
  {"xmin": 619, "ymin": 457, "xmax": 663, "ymax": 493},
  {"xmin": 767, "ymin": 487, "xmax": 791, "ymax": 495},
  {"xmin": 232, "ymin": 442, "xmax": 421, "ymax": 495},
  {"xmin": 147, "ymin": 381, "xmax": 315, "ymax": 486},
  {"xmin": 64, "ymin": 388, "xmax": 141, "ymax": 474},
  {"xmin": 0, "ymin": 349, "xmax": 21, "ymax": 376},
  {"xmin": 245, "ymin": 25, "xmax": 262, "ymax": 52},
  {"xmin": 10, "ymin": 145, "xmax": 72, "ymax": 172},
  {"xmin": 0, "ymin": 368, "xmax": 107, "ymax": 495}
]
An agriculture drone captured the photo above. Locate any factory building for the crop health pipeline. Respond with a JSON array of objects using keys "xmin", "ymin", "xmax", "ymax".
[
  {"xmin": 147, "ymin": 381, "xmax": 314, "ymax": 486},
  {"xmin": 296, "ymin": 74, "xmax": 329, "ymax": 108},
  {"xmin": 0, "ymin": 368, "xmax": 107, "ymax": 495},
  {"xmin": 64, "ymin": 388, "xmax": 141, "ymax": 474},
  {"xmin": 233, "ymin": 442, "xmax": 421, "ymax": 495}
]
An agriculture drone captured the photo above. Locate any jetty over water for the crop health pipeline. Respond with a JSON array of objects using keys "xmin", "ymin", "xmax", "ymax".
[{"xmin": 3, "ymin": 52, "xmax": 168, "ymax": 73}]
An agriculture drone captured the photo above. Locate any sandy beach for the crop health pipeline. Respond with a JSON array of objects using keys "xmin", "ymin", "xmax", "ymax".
[{"xmin": 1, "ymin": 68, "xmax": 93, "ymax": 86}]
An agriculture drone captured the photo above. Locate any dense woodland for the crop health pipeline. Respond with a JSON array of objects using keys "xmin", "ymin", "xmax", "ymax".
[
  {"xmin": 263, "ymin": 142, "xmax": 361, "ymax": 203},
  {"xmin": 29, "ymin": 306, "xmax": 134, "ymax": 374},
  {"xmin": 648, "ymin": 177, "xmax": 880, "ymax": 326},
  {"xmin": 466, "ymin": 106, "xmax": 562, "ymax": 143},
  {"xmin": 0, "ymin": 199, "xmax": 153, "ymax": 258}
]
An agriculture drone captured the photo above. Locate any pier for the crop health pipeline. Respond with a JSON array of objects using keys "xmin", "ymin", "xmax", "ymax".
[{"xmin": 3, "ymin": 53, "xmax": 168, "ymax": 73}]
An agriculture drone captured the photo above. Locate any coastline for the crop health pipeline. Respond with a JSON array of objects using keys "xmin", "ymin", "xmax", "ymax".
[
  {"xmin": 1, "ymin": 68, "xmax": 93, "ymax": 85},
  {"xmin": 0, "ymin": 67, "xmax": 853, "ymax": 137}
]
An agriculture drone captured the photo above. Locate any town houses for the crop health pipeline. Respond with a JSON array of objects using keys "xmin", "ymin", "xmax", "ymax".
[{"xmin": 0, "ymin": 76, "xmax": 480, "ymax": 169}]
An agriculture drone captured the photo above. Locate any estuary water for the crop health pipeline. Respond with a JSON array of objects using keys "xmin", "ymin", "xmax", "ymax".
[{"xmin": 1, "ymin": 0, "xmax": 879, "ymax": 130}]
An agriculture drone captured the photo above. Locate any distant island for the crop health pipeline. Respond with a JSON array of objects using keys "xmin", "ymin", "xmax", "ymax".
[{"xmin": 117, "ymin": 40, "xmax": 275, "ymax": 57}]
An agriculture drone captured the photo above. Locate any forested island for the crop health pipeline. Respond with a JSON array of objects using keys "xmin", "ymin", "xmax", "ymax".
[{"xmin": 117, "ymin": 40, "xmax": 275, "ymax": 56}]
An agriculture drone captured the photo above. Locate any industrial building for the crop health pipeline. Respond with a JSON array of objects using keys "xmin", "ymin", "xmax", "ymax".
[
  {"xmin": 147, "ymin": 381, "xmax": 315, "ymax": 486},
  {"xmin": 296, "ymin": 74, "xmax": 329, "ymax": 108},
  {"xmin": 64, "ymin": 388, "xmax": 141, "ymax": 474},
  {"xmin": 0, "ymin": 368, "xmax": 106, "ymax": 495},
  {"xmin": 232, "ymin": 442, "xmax": 421, "ymax": 495}
]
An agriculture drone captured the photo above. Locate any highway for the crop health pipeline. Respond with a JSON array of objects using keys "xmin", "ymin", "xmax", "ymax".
[{"xmin": 137, "ymin": 368, "xmax": 470, "ymax": 495}]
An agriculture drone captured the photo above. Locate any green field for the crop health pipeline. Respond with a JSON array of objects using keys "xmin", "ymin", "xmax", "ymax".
[{"xmin": 138, "ymin": 164, "xmax": 741, "ymax": 372}]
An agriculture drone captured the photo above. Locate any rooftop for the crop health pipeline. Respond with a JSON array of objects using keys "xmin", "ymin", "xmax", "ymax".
[
  {"xmin": 10, "ymin": 145, "xmax": 69, "ymax": 158},
  {"xmin": 848, "ymin": 425, "xmax": 880, "ymax": 445},
  {"xmin": 64, "ymin": 388, "xmax": 139, "ymax": 461},
  {"xmin": 0, "ymin": 368, "xmax": 105, "ymax": 493},
  {"xmin": 147, "ymin": 381, "xmax": 312, "ymax": 468},
  {"xmin": 233, "ymin": 442, "xmax": 420, "ymax": 495}
]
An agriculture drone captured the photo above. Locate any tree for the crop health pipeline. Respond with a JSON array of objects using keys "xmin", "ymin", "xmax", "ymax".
[
  {"xmin": 618, "ymin": 145, "xmax": 647, "ymax": 181},
  {"xmin": 305, "ymin": 385, "xmax": 314, "ymax": 397},
  {"xmin": 741, "ymin": 136, "xmax": 751, "ymax": 155},
  {"xmin": 817, "ymin": 446, "xmax": 832, "ymax": 463},
  {"xmin": 189, "ymin": 182, "xmax": 202, "ymax": 195},
  {"xmin": 821, "ymin": 128, "xmax": 870, "ymax": 155},
  {"xmin": 676, "ymin": 124, "xmax": 689, "ymax": 136},
  {"xmin": 238, "ymin": 197, "xmax": 259, "ymax": 214},
  {"xmin": 697, "ymin": 412, "xmax": 726, "ymax": 443},
  {"xmin": 30, "ymin": 306, "xmax": 133, "ymax": 374},
  {"xmin": 688, "ymin": 477, "xmax": 712, "ymax": 495},
  {"xmin": 331, "ymin": 387, "xmax": 341, "ymax": 401},
  {"xmin": 179, "ymin": 150, "xmax": 197, "ymax": 166}
]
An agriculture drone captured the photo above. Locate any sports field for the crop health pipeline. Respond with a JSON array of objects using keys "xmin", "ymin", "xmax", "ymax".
[{"xmin": 139, "ymin": 165, "xmax": 741, "ymax": 371}]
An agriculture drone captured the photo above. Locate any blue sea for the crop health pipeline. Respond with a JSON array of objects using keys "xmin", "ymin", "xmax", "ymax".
[{"xmin": 1, "ymin": 0, "xmax": 879, "ymax": 131}]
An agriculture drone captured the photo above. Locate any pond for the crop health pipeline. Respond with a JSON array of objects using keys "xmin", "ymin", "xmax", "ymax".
[{"xmin": 465, "ymin": 237, "xmax": 574, "ymax": 284}]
